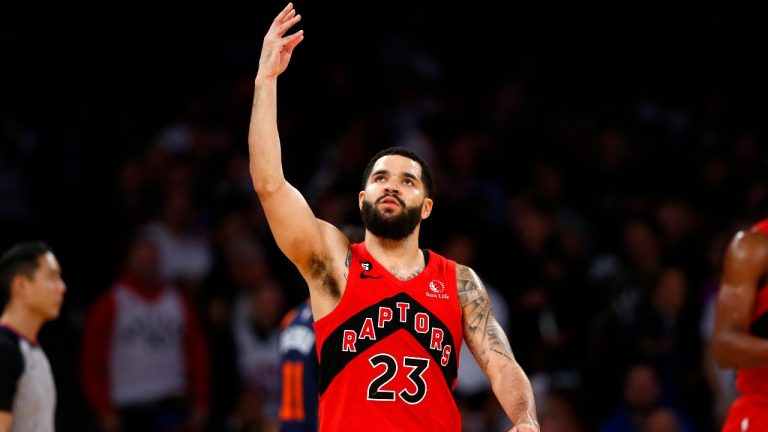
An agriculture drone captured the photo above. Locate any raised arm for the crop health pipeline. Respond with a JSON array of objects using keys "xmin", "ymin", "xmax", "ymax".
[
  {"xmin": 713, "ymin": 228, "xmax": 768, "ymax": 368},
  {"xmin": 457, "ymin": 264, "xmax": 539, "ymax": 432},
  {"xmin": 249, "ymin": 4, "xmax": 347, "ymax": 281}
]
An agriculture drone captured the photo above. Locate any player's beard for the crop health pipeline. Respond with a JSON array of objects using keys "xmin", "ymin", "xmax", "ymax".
[{"xmin": 361, "ymin": 195, "xmax": 422, "ymax": 241}]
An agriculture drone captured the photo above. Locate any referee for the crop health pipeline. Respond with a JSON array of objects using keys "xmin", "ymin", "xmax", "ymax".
[{"xmin": 0, "ymin": 242, "xmax": 67, "ymax": 432}]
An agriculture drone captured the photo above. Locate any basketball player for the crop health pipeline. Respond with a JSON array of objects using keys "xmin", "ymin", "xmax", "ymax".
[
  {"xmin": 248, "ymin": 4, "xmax": 538, "ymax": 431},
  {"xmin": 714, "ymin": 219, "xmax": 768, "ymax": 431},
  {"xmin": 278, "ymin": 298, "xmax": 318, "ymax": 432},
  {"xmin": 0, "ymin": 242, "xmax": 67, "ymax": 432}
]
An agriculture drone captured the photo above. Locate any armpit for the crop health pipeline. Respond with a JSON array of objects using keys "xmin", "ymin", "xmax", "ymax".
[{"xmin": 309, "ymin": 253, "xmax": 341, "ymax": 299}]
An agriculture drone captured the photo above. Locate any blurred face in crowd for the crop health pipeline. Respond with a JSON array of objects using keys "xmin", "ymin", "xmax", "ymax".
[
  {"xmin": 441, "ymin": 234, "xmax": 476, "ymax": 265},
  {"xmin": 653, "ymin": 268, "xmax": 687, "ymax": 316},
  {"xmin": 127, "ymin": 239, "xmax": 162, "ymax": 283},
  {"xmin": 622, "ymin": 221, "xmax": 660, "ymax": 271},
  {"xmin": 624, "ymin": 364, "xmax": 660, "ymax": 413},
  {"xmin": 359, "ymin": 155, "xmax": 432, "ymax": 240},
  {"xmin": 248, "ymin": 279, "xmax": 284, "ymax": 330},
  {"xmin": 538, "ymin": 393, "xmax": 583, "ymax": 432},
  {"xmin": 645, "ymin": 408, "xmax": 683, "ymax": 432},
  {"xmin": 645, "ymin": 408, "xmax": 682, "ymax": 432},
  {"xmin": 164, "ymin": 191, "xmax": 194, "ymax": 230}
]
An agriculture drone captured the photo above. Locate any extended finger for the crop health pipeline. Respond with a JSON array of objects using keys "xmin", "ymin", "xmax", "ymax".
[
  {"xmin": 283, "ymin": 8, "xmax": 296, "ymax": 22},
  {"xmin": 276, "ymin": 3, "xmax": 294, "ymax": 21},
  {"xmin": 278, "ymin": 13, "xmax": 301, "ymax": 33},
  {"xmin": 270, "ymin": 3, "xmax": 294, "ymax": 30}
]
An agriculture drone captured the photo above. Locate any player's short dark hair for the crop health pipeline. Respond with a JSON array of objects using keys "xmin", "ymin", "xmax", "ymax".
[
  {"xmin": 361, "ymin": 146, "xmax": 436, "ymax": 198},
  {"xmin": 0, "ymin": 242, "xmax": 53, "ymax": 310}
]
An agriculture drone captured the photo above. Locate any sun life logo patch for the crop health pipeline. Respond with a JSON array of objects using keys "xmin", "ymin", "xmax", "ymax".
[
  {"xmin": 426, "ymin": 279, "xmax": 449, "ymax": 299},
  {"xmin": 429, "ymin": 280, "xmax": 445, "ymax": 293}
]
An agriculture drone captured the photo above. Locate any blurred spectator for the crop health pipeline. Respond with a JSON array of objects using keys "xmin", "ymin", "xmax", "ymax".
[
  {"xmin": 198, "ymin": 282, "xmax": 240, "ymax": 432},
  {"xmin": 196, "ymin": 221, "xmax": 263, "ymax": 432},
  {"xmin": 538, "ymin": 390, "xmax": 584, "ymax": 432},
  {"xmin": 629, "ymin": 268, "xmax": 711, "ymax": 429},
  {"xmin": 80, "ymin": 234, "xmax": 210, "ymax": 432},
  {"xmin": 631, "ymin": 268, "xmax": 700, "ymax": 392},
  {"xmin": 437, "ymin": 131, "xmax": 507, "ymax": 232},
  {"xmin": 490, "ymin": 196, "xmax": 588, "ymax": 395},
  {"xmin": 590, "ymin": 218, "xmax": 664, "ymax": 317},
  {"xmin": 644, "ymin": 407, "xmax": 684, "ymax": 432},
  {"xmin": 226, "ymin": 389, "xmax": 278, "ymax": 432},
  {"xmin": 231, "ymin": 277, "xmax": 286, "ymax": 429},
  {"xmin": 598, "ymin": 363, "xmax": 693, "ymax": 432},
  {"xmin": 653, "ymin": 199, "xmax": 702, "ymax": 274},
  {"xmin": 587, "ymin": 218, "xmax": 665, "ymax": 415},
  {"xmin": 143, "ymin": 158, "xmax": 213, "ymax": 299}
]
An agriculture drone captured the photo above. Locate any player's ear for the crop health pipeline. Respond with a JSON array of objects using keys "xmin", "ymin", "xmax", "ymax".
[
  {"xmin": 358, "ymin": 191, "xmax": 365, "ymax": 210},
  {"xmin": 421, "ymin": 198, "xmax": 433, "ymax": 219}
]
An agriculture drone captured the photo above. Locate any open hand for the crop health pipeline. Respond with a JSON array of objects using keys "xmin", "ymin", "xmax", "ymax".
[{"xmin": 257, "ymin": 2, "xmax": 304, "ymax": 81}]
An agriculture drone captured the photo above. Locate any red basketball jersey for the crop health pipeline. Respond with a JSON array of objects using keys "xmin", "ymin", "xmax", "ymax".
[
  {"xmin": 313, "ymin": 242, "xmax": 463, "ymax": 431},
  {"xmin": 735, "ymin": 219, "xmax": 768, "ymax": 397}
]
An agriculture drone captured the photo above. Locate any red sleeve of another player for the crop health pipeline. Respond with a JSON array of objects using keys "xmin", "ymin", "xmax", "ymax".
[
  {"xmin": 80, "ymin": 291, "xmax": 116, "ymax": 419},
  {"xmin": 754, "ymin": 219, "xmax": 768, "ymax": 237},
  {"xmin": 182, "ymin": 298, "xmax": 210, "ymax": 411}
]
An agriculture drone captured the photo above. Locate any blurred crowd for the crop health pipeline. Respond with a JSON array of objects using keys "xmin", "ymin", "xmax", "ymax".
[{"xmin": 1, "ymin": 2, "xmax": 766, "ymax": 431}]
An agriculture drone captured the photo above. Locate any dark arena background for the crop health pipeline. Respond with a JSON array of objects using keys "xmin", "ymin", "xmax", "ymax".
[{"xmin": 1, "ymin": 1, "xmax": 766, "ymax": 431}]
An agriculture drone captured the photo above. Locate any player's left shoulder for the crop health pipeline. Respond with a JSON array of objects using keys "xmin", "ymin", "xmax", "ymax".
[{"xmin": 454, "ymin": 263, "xmax": 481, "ymax": 285}]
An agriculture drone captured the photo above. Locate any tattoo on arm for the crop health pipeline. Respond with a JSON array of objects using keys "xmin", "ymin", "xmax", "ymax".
[
  {"xmin": 457, "ymin": 265, "xmax": 515, "ymax": 364},
  {"xmin": 343, "ymin": 248, "xmax": 352, "ymax": 280}
]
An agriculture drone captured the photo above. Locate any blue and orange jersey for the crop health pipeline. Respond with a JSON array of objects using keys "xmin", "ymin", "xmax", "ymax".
[{"xmin": 278, "ymin": 299, "xmax": 318, "ymax": 432}]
